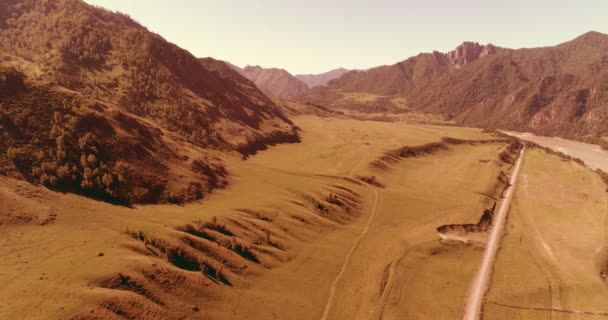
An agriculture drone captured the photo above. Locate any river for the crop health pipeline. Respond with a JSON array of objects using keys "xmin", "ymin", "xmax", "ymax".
[{"xmin": 502, "ymin": 131, "xmax": 608, "ymax": 172}]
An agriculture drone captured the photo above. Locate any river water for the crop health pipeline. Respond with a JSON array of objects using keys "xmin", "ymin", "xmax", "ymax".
[{"xmin": 502, "ymin": 131, "xmax": 608, "ymax": 172}]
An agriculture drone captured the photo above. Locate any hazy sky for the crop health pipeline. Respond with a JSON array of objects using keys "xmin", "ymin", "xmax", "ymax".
[{"xmin": 84, "ymin": 0, "xmax": 608, "ymax": 74}]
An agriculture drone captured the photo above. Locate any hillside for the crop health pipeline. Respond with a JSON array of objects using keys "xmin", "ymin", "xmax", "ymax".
[
  {"xmin": 229, "ymin": 64, "xmax": 309, "ymax": 98},
  {"xmin": 0, "ymin": 0, "xmax": 299, "ymax": 204},
  {"xmin": 303, "ymin": 33, "xmax": 608, "ymax": 144},
  {"xmin": 295, "ymin": 67, "xmax": 349, "ymax": 88}
]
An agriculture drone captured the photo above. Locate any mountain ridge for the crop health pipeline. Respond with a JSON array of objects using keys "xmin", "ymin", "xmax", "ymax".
[
  {"xmin": 0, "ymin": 0, "xmax": 299, "ymax": 203},
  {"xmin": 228, "ymin": 63, "xmax": 309, "ymax": 98},
  {"xmin": 303, "ymin": 31, "xmax": 608, "ymax": 144},
  {"xmin": 295, "ymin": 67, "xmax": 349, "ymax": 88}
]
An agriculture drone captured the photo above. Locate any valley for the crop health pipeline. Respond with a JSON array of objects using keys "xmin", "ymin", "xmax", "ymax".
[
  {"xmin": 10, "ymin": 110, "xmax": 604, "ymax": 320},
  {"xmin": 484, "ymin": 149, "xmax": 608, "ymax": 319},
  {"xmin": 1, "ymin": 114, "xmax": 519, "ymax": 320},
  {"xmin": 2, "ymin": 1, "xmax": 608, "ymax": 319}
]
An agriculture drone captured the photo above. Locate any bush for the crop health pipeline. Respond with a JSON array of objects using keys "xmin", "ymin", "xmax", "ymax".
[
  {"xmin": 177, "ymin": 223, "xmax": 215, "ymax": 241},
  {"xmin": 228, "ymin": 239, "xmax": 259, "ymax": 263},
  {"xmin": 166, "ymin": 247, "xmax": 200, "ymax": 271},
  {"xmin": 202, "ymin": 220, "xmax": 233, "ymax": 236},
  {"xmin": 327, "ymin": 193, "xmax": 342, "ymax": 206}
]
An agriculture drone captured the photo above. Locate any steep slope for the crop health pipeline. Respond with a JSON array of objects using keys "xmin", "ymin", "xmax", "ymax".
[
  {"xmin": 414, "ymin": 33, "xmax": 608, "ymax": 140},
  {"xmin": 295, "ymin": 68, "xmax": 349, "ymax": 88},
  {"xmin": 0, "ymin": 0, "xmax": 299, "ymax": 203},
  {"xmin": 303, "ymin": 33, "xmax": 608, "ymax": 143},
  {"xmin": 230, "ymin": 64, "xmax": 309, "ymax": 98},
  {"xmin": 315, "ymin": 42, "xmax": 501, "ymax": 97}
]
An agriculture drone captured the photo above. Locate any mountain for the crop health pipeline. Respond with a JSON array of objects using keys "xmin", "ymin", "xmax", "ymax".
[
  {"xmin": 303, "ymin": 33, "xmax": 608, "ymax": 143},
  {"xmin": 229, "ymin": 64, "xmax": 309, "ymax": 98},
  {"xmin": 0, "ymin": 0, "xmax": 299, "ymax": 204},
  {"xmin": 295, "ymin": 68, "xmax": 349, "ymax": 88}
]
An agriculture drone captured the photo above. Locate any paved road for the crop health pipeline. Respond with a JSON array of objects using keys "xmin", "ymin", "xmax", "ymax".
[{"xmin": 462, "ymin": 147, "xmax": 525, "ymax": 320}]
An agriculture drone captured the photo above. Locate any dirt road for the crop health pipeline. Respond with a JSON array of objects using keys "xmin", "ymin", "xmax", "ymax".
[
  {"xmin": 319, "ymin": 156, "xmax": 379, "ymax": 320},
  {"xmin": 462, "ymin": 147, "xmax": 525, "ymax": 320}
]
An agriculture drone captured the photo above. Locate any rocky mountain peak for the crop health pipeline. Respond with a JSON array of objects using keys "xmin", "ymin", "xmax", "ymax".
[{"xmin": 447, "ymin": 42, "xmax": 497, "ymax": 65}]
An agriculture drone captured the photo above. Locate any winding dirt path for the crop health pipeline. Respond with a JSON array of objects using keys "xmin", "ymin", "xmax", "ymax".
[
  {"xmin": 347, "ymin": 154, "xmax": 366, "ymax": 177},
  {"xmin": 462, "ymin": 147, "xmax": 525, "ymax": 320},
  {"xmin": 319, "ymin": 188, "xmax": 379, "ymax": 320},
  {"xmin": 319, "ymin": 155, "xmax": 379, "ymax": 320}
]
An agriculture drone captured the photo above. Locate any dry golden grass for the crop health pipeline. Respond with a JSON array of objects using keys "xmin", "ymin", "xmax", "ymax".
[
  {"xmin": 0, "ymin": 115, "xmax": 508, "ymax": 319},
  {"xmin": 325, "ymin": 142, "xmax": 511, "ymax": 319},
  {"xmin": 337, "ymin": 91, "xmax": 385, "ymax": 103},
  {"xmin": 389, "ymin": 97, "xmax": 411, "ymax": 110},
  {"xmin": 484, "ymin": 149, "xmax": 608, "ymax": 319},
  {"xmin": 342, "ymin": 110, "xmax": 453, "ymax": 124}
]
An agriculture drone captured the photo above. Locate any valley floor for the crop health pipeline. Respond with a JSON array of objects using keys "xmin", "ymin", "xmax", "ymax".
[
  {"xmin": 484, "ymin": 149, "xmax": 608, "ymax": 320},
  {"xmin": 1, "ymin": 115, "xmax": 606, "ymax": 320}
]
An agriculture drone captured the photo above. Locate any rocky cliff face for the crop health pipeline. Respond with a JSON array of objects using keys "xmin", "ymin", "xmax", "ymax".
[{"xmin": 446, "ymin": 42, "xmax": 498, "ymax": 66}]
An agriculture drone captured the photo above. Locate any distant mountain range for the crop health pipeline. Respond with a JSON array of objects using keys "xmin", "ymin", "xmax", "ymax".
[
  {"xmin": 295, "ymin": 68, "xmax": 349, "ymax": 88},
  {"xmin": 226, "ymin": 63, "xmax": 349, "ymax": 98},
  {"xmin": 2, "ymin": 0, "xmax": 607, "ymax": 206},
  {"xmin": 303, "ymin": 32, "xmax": 608, "ymax": 143},
  {"xmin": 229, "ymin": 64, "xmax": 309, "ymax": 98}
]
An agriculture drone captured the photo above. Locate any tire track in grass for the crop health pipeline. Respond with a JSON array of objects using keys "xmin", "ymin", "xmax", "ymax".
[{"xmin": 319, "ymin": 154, "xmax": 379, "ymax": 320}]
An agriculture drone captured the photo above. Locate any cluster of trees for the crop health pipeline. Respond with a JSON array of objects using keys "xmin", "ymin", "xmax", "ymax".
[
  {"xmin": 59, "ymin": 16, "xmax": 111, "ymax": 68},
  {"xmin": 3, "ymin": 89, "xmax": 131, "ymax": 204},
  {"xmin": 2, "ymin": 0, "xmax": 296, "ymax": 157},
  {"xmin": 1, "ymin": 0, "xmax": 301, "ymax": 206},
  {"xmin": 4, "ymin": 0, "xmax": 243, "ymax": 150},
  {"xmin": 117, "ymin": 37, "xmax": 175, "ymax": 116},
  {"xmin": 191, "ymin": 157, "xmax": 228, "ymax": 189},
  {"xmin": 1, "ymin": 67, "xmax": 235, "ymax": 204},
  {"xmin": 111, "ymin": 32, "xmax": 235, "ymax": 150}
]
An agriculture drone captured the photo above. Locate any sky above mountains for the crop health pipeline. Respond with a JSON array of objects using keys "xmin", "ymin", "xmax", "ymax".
[{"xmin": 85, "ymin": 0, "xmax": 608, "ymax": 74}]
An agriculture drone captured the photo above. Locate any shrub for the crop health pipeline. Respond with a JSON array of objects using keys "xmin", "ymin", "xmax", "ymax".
[
  {"xmin": 166, "ymin": 247, "xmax": 200, "ymax": 271},
  {"xmin": 203, "ymin": 220, "xmax": 233, "ymax": 236},
  {"xmin": 177, "ymin": 224, "xmax": 215, "ymax": 241},
  {"xmin": 327, "ymin": 193, "xmax": 341, "ymax": 206},
  {"xmin": 312, "ymin": 198, "xmax": 329, "ymax": 214},
  {"xmin": 228, "ymin": 239, "xmax": 259, "ymax": 263}
]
